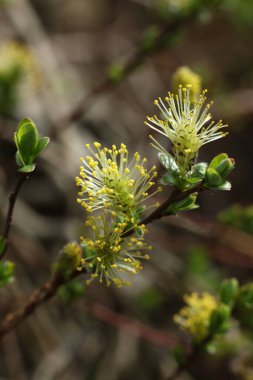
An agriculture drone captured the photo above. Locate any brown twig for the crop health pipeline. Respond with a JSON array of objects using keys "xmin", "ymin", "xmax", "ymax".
[
  {"xmin": 84, "ymin": 300, "xmax": 180, "ymax": 349},
  {"xmin": 141, "ymin": 186, "xmax": 204, "ymax": 227},
  {"xmin": 165, "ymin": 334, "xmax": 213, "ymax": 380},
  {"xmin": 1, "ymin": 173, "xmax": 28, "ymax": 259},
  {"xmin": 0, "ymin": 270, "xmax": 81, "ymax": 339}
]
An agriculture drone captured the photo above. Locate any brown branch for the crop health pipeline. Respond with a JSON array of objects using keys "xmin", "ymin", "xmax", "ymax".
[
  {"xmin": 84, "ymin": 300, "xmax": 181, "ymax": 349},
  {"xmin": 141, "ymin": 186, "xmax": 204, "ymax": 227},
  {"xmin": 0, "ymin": 270, "xmax": 82, "ymax": 339},
  {"xmin": 1, "ymin": 173, "xmax": 28, "ymax": 259},
  {"xmin": 165, "ymin": 334, "xmax": 213, "ymax": 380}
]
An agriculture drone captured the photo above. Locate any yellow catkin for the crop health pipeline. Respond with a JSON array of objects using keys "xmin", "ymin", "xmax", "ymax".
[{"xmin": 174, "ymin": 292, "xmax": 218, "ymax": 340}]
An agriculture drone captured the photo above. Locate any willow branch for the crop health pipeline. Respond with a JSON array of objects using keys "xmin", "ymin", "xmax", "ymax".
[
  {"xmin": 0, "ymin": 270, "xmax": 82, "ymax": 339},
  {"xmin": 1, "ymin": 173, "xmax": 28, "ymax": 259},
  {"xmin": 165, "ymin": 333, "xmax": 213, "ymax": 380}
]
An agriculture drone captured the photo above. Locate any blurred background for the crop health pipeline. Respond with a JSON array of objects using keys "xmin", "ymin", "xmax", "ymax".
[{"xmin": 0, "ymin": 0, "xmax": 253, "ymax": 379}]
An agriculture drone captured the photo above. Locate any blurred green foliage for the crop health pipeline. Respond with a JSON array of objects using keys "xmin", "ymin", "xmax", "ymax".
[
  {"xmin": 0, "ymin": 261, "xmax": 15, "ymax": 288},
  {"xmin": 186, "ymin": 245, "xmax": 221, "ymax": 290},
  {"xmin": 222, "ymin": 0, "xmax": 253, "ymax": 28},
  {"xmin": 58, "ymin": 278, "xmax": 86, "ymax": 304},
  {"xmin": 0, "ymin": 65, "xmax": 23, "ymax": 116},
  {"xmin": 138, "ymin": 287, "xmax": 165, "ymax": 312},
  {"xmin": 218, "ymin": 205, "xmax": 253, "ymax": 234}
]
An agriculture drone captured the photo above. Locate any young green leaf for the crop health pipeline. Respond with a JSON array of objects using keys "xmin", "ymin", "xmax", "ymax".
[
  {"xmin": 14, "ymin": 118, "xmax": 38, "ymax": 165},
  {"xmin": 34, "ymin": 136, "xmax": 50, "ymax": 157},
  {"xmin": 163, "ymin": 193, "xmax": 199, "ymax": 215},
  {"xmin": 190, "ymin": 162, "xmax": 207, "ymax": 179},
  {"xmin": 158, "ymin": 152, "xmax": 179, "ymax": 173},
  {"xmin": 205, "ymin": 168, "xmax": 223, "ymax": 187},
  {"xmin": 209, "ymin": 153, "xmax": 228, "ymax": 170},
  {"xmin": 15, "ymin": 151, "xmax": 25, "ymax": 167},
  {"xmin": 18, "ymin": 163, "xmax": 36, "ymax": 173}
]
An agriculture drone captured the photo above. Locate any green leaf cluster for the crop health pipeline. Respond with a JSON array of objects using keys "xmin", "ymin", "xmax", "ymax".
[
  {"xmin": 209, "ymin": 278, "xmax": 253, "ymax": 334},
  {"xmin": 159, "ymin": 152, "xmax": 234, "ymax": 194},
  {"xmin": 204, "ymin": 153, "xmax": 234, "ymax": 190},
  {"xmin": 164, "ymin": 193, "xmax": 199, "ymax": 215},
  {"xmin": 218, "ymin": 204, "xmax": 253, "ymax": 234},
  {"xmin": 159, "ymin": 152, "xmax": 206, "ymax": 192},
  {"xmin": 14, "ymin": 118, "xmax": 49, "ymax": 173}
]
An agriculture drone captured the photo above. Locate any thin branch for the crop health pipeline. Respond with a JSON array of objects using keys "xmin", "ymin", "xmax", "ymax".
[
  {"xmin": 141, "ymin": 186, "xmax": 205, "ymax": 227},
  {"xmin": 1, "ymin": 173, "xmax": 28, "ymax": 259},
  {"xmin": 84, "ymin": 300, "xmax": 181, "ymax": 349},
  {"xmin": 165, "ymin": 334, "xmax": 213, "ymax": 380},
  {"xmin": 0, "ymin": 270, "xmax": 79, "ymax": 339}
]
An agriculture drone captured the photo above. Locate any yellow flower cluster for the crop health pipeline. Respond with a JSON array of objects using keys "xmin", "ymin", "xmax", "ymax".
[
  {"xmin": 79, "ymin": 214, "xmax": 151, "ymax": 287},
  {"xmin": 0, "ymin": 41, "xmax": 40, "ymax": 87},
  {"xmin": 174, "ymin": 292, "xmax": 218, "ymax": 340},
  {"xmin": 145, "ymin": 85, "xmax": 228, "ymax": 175},
  {"xmin": 76, "ymin": 142, "xmax": 161, "ymax": 220}
]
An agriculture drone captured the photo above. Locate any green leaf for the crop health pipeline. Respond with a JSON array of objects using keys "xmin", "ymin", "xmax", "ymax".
[
  {"xmin": 219, "ymin": 278, "xmax": 239, "ymax": 306},
  {"xmin": 158, "ymin": 152, "xmax": 179, "ymax": 173},
  {"xmin": 135, "ymin": 226, "xmax": 144, "ymax": 238},
  {"xmin": 161, "ymin": 172, "xmax": 179, "ymax": 186},
  {"xmin": 15, "ymin": 151, "xmax": 25, "ymax": 167},
  {"xmin": 205, "ymin": 168, "xmax": 223, "ymax": 187},
  {"xmin": 18, "ymin": 163, "xmax": 36, "ymax": 173},
  {"xmin": 14, "ymin": 118, "xmax": 38, "ymax": 165},
  {"xmin": 238, "ymin": 284, "xmax": 253, "ymax": 309},
  {"xmin": 216, "ymin": 181, "xmax": 231, "ymax": 191},
  {"xmin": 191, "ymin": 162, "xmax": 207, "ymax": 179},
  {"xmin": 209, "ymin": 304, "xmax": 231, "ymax": 334},
  {"xmin": 0, "ymin": 261, "xmax": 15, "ymax": 288},
  {"xmin": 34, "ymin": 136, "xmax": 50, "ymax": 157},
  {"xmin": 164, "ymin": 193, "xmax": 199, "ymax": 215},
  {"xmin": 209, "ymin": 153, "xmax": 228, "ymax": 169},
  {"xmin": 215, "ymin": 158, "xmax": 235, "ymax": 178},
  {"xmin": 207, "ymin": 154, "xmax": 234, "ymax": 182},
  {"xmin": 185, "ymin": 177, "xmax": 202, "ymax": 189}
]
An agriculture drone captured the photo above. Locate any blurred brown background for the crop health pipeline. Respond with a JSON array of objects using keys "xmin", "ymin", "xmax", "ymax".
[{"xmin": 0, "ymin": 1, "xmax": 253, "ymax": 379}]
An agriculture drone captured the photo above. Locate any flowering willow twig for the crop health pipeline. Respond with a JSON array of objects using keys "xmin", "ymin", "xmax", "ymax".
[
  {"xmin": 0, "ymin": 183, "xmax": 205, "ymax": 339},
  {"xmin": 1, "ymin": 173, "xmax": 28, "ymax": 259}
]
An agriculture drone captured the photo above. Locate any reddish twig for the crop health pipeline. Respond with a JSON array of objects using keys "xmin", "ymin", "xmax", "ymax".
[
  {"xmin": 0, "ymin": 270, "xmax": 82, "ymax": 339},
  {"xmin": 1, "ymin": 173, "xmax": 28, "ymax": 259},
  {"xmin": 85, "ymin": 300, "xmax": 180, "ymax": 349}
]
